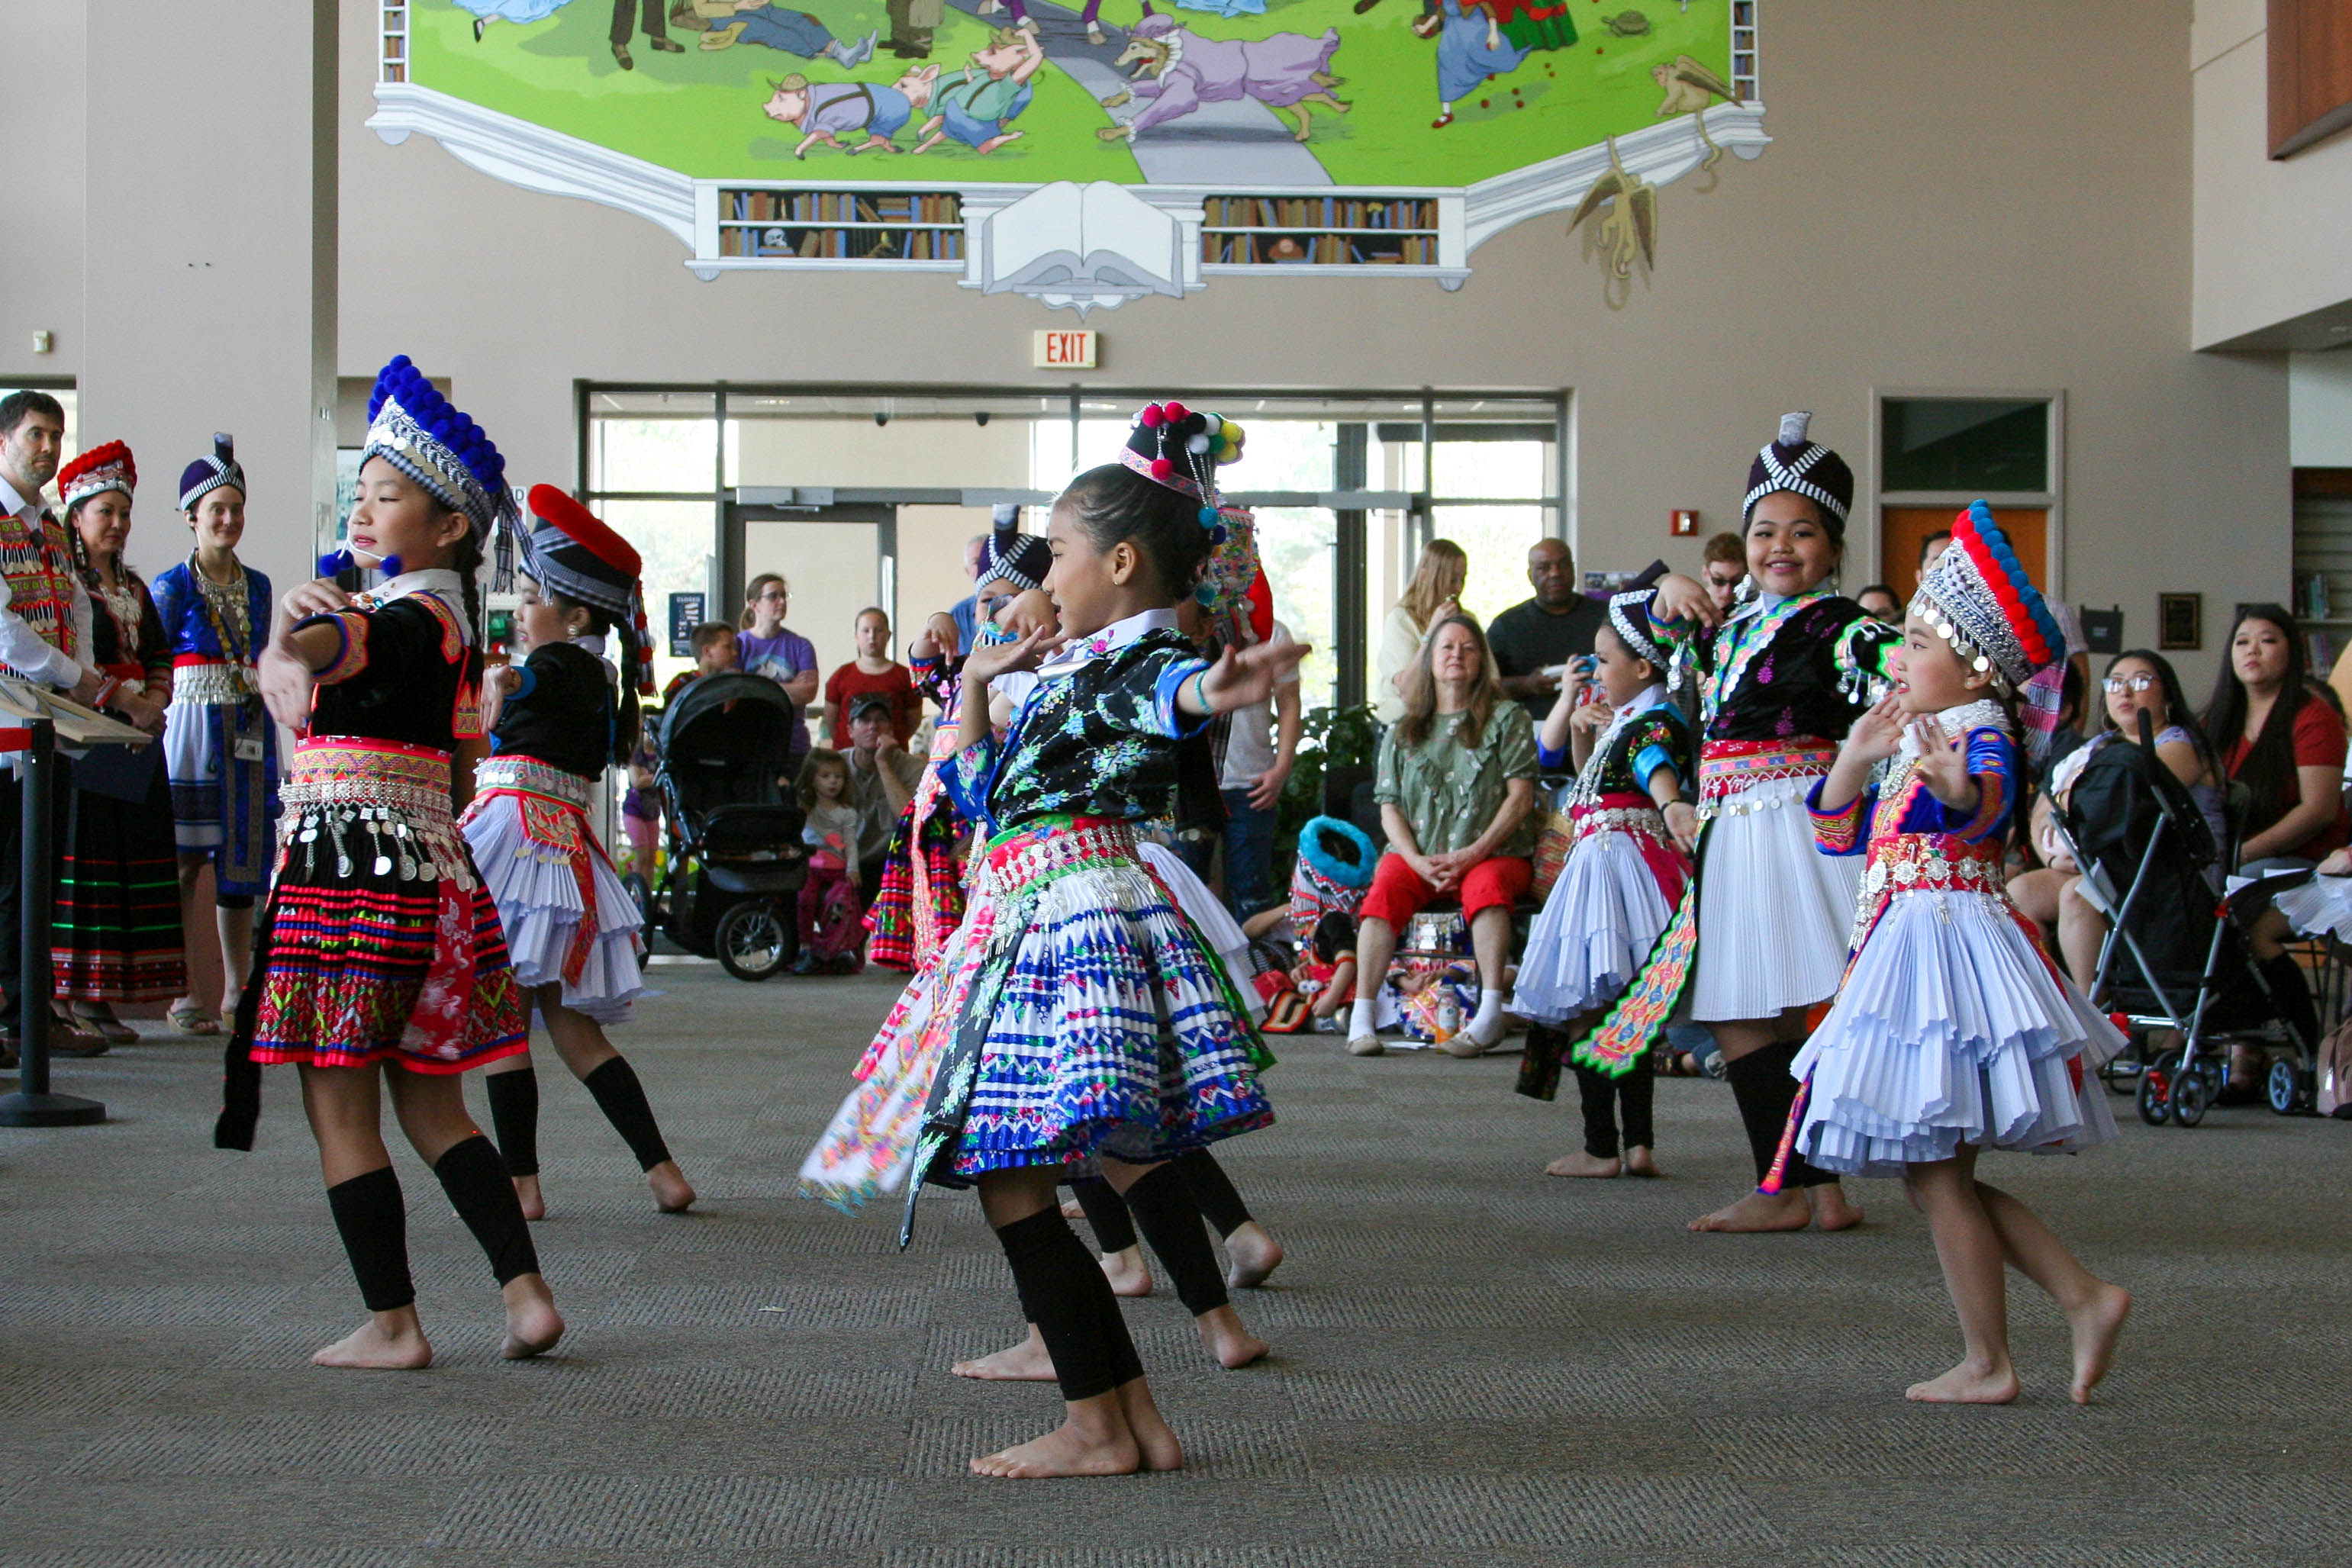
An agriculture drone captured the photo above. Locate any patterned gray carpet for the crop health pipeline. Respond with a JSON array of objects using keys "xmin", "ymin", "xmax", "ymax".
[{"xmin": 2, "ymin": 962, "xmax": 2343, "ymax": 1567}]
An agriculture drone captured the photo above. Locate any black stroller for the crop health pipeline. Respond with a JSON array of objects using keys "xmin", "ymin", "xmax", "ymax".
[
  {"xmin": 2058, "ymin": 710, "xmax": 2320, "ymax": 1126},
  {"xmin": 649, "ymin": 672, "xmax": 808, "ymax": 981}
]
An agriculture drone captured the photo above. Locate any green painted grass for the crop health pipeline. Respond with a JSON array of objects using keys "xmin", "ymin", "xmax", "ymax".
[{"xmin": 409, "ymin": 0, "xmax": 1729, "ymax": 187}]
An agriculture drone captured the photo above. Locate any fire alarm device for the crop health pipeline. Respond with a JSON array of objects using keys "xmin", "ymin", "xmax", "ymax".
[{"xmin": 1669, "ymin": 510, "xmax": 1699, "ymax": 538}]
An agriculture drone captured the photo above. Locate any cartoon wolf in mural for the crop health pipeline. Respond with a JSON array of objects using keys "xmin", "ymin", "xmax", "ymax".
[{"xmin": 1097, "ymin": 10, "xmax": 1347, "ymax": 144}]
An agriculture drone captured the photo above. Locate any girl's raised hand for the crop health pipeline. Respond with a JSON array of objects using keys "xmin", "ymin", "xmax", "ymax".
[
  {"xmin": 1841, "ymin": 695, "xmax": 1907, "ymax": 766},
  {"xmin": 913, "ymin": 611, "xmax": 959, "ymax": 662},
  {"xmin": 963, "ymin": 622, "xmax": 1063, "ymax": 684},
  {"xmin": 1200, "ymin": 636, "xmax": 1313, "ymax": 713},
  {"xmin": 1907, "ymin": 716, "xmax": 1977, "ymax": 807},
  {"xmin": 1648, "ymin": 572, "xmax": 1718, "ymax": 629},
  {"xmin": 1567, "ymin": 699, "xmax": 1613, "ymax": 737},
  {"xmin": 279, "ymin": 578, "xmax": 352, "ymax": 623}
]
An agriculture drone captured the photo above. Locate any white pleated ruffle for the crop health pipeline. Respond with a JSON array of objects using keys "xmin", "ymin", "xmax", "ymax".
[
  {"xmin": 1692, "ymin": 774, "xmax": 1863, "ymax": 1022},
  {"xmin": 1793, "ymin": 888, "xmax": 2121, "ymax": 1177},
  {"xmin": 1139, "ymin": 840, "xmax": 1263, "ymax": 1020},
  {"xmin": 460, "ymin": 793, "xmax": 649, "ymax": 1024},
  {"xmin": 2273, "ymin": 874, "xmax": 2352, "ymax": 942},
  {"xmin": 1513, "ymin": 829, "xmax": 1674, "ymax": 1024}
]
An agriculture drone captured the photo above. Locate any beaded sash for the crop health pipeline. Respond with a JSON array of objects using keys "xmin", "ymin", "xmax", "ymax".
[
  {"xmin": 171, "ymin": 656, "xmax": 254, "ymax": 707},
  {"xmin": 279, "ymin": 738, "xmax": 471, "ymax": 890},
  {"xmin": 473, "ymin": 754, "xmax": 592, "ymax": 810},
  {"xmin": 1696, "ymin": 738, "xmax": 1836, "ymax": 818},
  {"xmin": 1851, "ymin": 830, "xmax": 2007, "ymax": 949},
  {"xmin": 1571, "ymin": 791, "xmax": 1670, "ymax": 845},
  {"xmin": 972, "ymin": 816, "xmax": 1138, "ymax": 899}
]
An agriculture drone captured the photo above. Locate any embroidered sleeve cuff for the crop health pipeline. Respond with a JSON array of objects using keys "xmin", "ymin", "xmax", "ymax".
[
  {"xmin": 507, "ymin": 665, "xmax": 539, "ymax": 702},
  {"xmin": 1806, "ymin": 776, "xmax": 1869, "ymax": 855},
  {"xmin": 1535, "ymin": 739, "xmax": 1570, "ymax": 772},
  {"xmin": 943, "ymin": 733, "xmax": 1000, "ymax": 829},
  {"xmin": 1155, "ymin": 656, "xmax": 1213, "ymax": 739},
  {"xmin": 296, "ymin": 610, "xmax": 369, "ymax": 685},
  {"xmin": 1634, "ymin": 742, "xmax": 1680, "ymax": 794}
]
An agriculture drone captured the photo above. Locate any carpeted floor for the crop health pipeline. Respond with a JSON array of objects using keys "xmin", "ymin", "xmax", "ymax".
[{"xmin": 2, "ymin": 961, "xmax": 2344, "ymax": 1567}]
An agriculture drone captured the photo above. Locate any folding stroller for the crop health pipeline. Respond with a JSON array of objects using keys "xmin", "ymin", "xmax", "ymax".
[
  {"xmin": 649, "ymin": 672, "xmax": 810, "ymax": 980},
  {"xmin": 2058, "ymin": 713, "xmax": 2320, "ymax": 1127}
]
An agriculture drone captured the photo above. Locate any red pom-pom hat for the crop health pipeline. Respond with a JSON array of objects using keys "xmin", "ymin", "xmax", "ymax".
[{"xmin": 59, "ymin": 440, "xmax": 137, "ymax": 510}]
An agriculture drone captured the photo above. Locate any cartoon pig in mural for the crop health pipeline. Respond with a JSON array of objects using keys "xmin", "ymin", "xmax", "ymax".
[
  {"xmin": 762, "ymin": 72, "xmax": 923, "ymax": 157},
  {"xmin": 1097, "ymin": 11, "xmax": 1348, "ymax": 145}
]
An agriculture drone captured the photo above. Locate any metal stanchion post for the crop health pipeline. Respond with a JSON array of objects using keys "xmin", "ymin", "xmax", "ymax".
[{"xmin": 0, "ymin": 716, "xmax": 104, "ymax": 1126}]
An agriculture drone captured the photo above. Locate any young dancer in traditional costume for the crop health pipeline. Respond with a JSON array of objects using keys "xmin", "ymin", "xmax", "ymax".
[
  {"xmin": 1574, "ymin": 413, "xmax": 1896, "ymax": 1233},
  {"xmin": 909, "ymin": 401, "xmax": 1296, "ymax": 1477},
  {"xmin": 155, "ymin": 437, "xmax": 278, "ymax": 1038},
  {"xmin": 53, "ymin": 442, "xmax": 185, "ymax": 1044},
  {"xmin": 1788, "ymin": 503, "xmax": 2128, "ymax": 1403},
  {"xmin": 1513, "ymin": 601, "xmax": 1693, "ymax": 1178},
  {"xmin": 466, "ymin": 485, "xmax": 694, "ymax": 1219},
  {"xmin": 221, "ymin": 356, "xmax": 560, "ymax": 1370}
]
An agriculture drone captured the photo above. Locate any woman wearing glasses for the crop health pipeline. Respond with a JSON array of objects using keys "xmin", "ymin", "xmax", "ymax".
[{"xmin": 2009, "ymin": 650, "xmax": 2222, "ymax": 987}]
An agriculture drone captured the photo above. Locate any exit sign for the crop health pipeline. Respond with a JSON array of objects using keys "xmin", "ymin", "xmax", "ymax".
[{"xmin": 1033, "ymin": 329, "xmax": 1098, "ymax": 369}]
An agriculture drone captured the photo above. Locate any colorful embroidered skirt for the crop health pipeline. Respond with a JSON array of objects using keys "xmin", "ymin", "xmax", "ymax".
[
  {"xmin": 1789, "ymin": 887, "xmax": 2120, "ymax": 1177},
  {"xmin": 460, "ymin": 756, "xmax": 649, "ymax": 1025},
  {"xmin": 250, "ymin": 738, "xmax": 525, "ymax": 1074},
  {"xmin": 163, "ymin": 665, "xmax": 279, "ymax": 898},
  {"xmin": 53, "ymin": 753, "xmax": 186, "ymax": 1003},
  {"xmin": 910, "ymin": 816, "xmax": 1274, "ymax": 1203},
  {"xmin": 1512, "ymin": 795, "xmax": 1688, "ymax": 1026},
  {"xmin": 863, "ymin": 766, "xmax": 967, "ymax": 973}
]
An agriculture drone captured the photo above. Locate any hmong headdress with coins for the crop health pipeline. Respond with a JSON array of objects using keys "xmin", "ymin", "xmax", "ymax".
[
  {"xmin": 1743, "ymin": 411, "xmax": 1854, "ymax": 539},
  {"xmin": 361, "ymin": 355, "xmax": 518, "ymax": 569},
  {"xmin": 520, "ymin": 485, "xmax": 656, "ymax": 696},
  {"xmin": 1121, "ymin": 401, "xmax": 1258, "ymax": 623},
  {"xmin": 1606, "ymin": 588, "xmax": 1672, "ymax": 670},
  {"xmin": 1910, "ymin": 501, "xmax": 2064, "ymax": 695},
  {"xmin": 60, "ymin": 441, "xmax": 136, "ymax": 511},
  {"xmin": 178, "ymin": 434, "xmax": 244, "ymax": 512}
]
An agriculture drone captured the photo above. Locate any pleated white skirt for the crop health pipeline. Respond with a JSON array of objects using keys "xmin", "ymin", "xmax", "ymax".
[
  {"xmin": 461, "ymin": 793, "xmax": 649, "ymax": 1025},
  {"xmin": 1692, "ymin": 774, "xmax": 1864, "ymax": 1022},
  {"xmin": 2274, "ymin": 874, "xmax": 2352, "ymax": 942},
  {"xmin": 1513, "ymin": 829, "xmax": 1675, "ymax": 1025},
  {"xmin": 1793, "ymin": 887, "xmax": 2121, "ymax": 1177},
  {"xmin": 1139, "ymin": 839, "xmax": 1264, "ymax": 1021}
]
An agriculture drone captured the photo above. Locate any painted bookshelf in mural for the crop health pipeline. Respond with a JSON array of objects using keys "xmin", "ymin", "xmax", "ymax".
[{"xmin": 369, "ymin": 0, "xmax": 1767, "ymax": 310}]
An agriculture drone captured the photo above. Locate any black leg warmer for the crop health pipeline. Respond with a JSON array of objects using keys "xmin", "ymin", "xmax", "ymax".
[
  {"xmin": 326, "ymin": 1166, "xmax": 416, "ymax": 1312},
  {"xmin": 1725, "ymin": 1040, "xmax": 1831, "ymax": 1189},
  {"xmin": 994, "ymin": 1208, "xmax": 1139, "ymax": 1402},
  {"xmin": 1069, "ymin": 1176, "xmax": 1139, "ymax": 1254},
  {"xmin": 1174, "ymin": 1148, "xmax": 1252, "ymax": 1239},
  {"xmin": 433, "ymin": 1135, "xmax": 542, "ymax": 1286},
  {"xmin": 1122, "ymin": 1163, "xmax": 1229, "ymax": 1317},
  {"xmin": 484, "ymin": 1067, "xmax": 541, "ymax": 1177},
  {"xmin": 1618, "ymin": 1050, "xmax": 1657, "ymax": 1152},
  {"xmin": 582, "ymin": 1057, "xmax": 673, "ymax": 1172},
  {"xmin": 2257, "ymin": 954, "xmax": 2321, "ymax": 1055},
  {"xmin": 1573, "ymin": 1064, "xmax": 1622, "ymax": 1160}
]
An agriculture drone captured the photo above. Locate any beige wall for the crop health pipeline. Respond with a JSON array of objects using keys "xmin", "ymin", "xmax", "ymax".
[
  {"xmin": 2192, "ymin": 0, "xmax": 2352, "ymax": 349},
  {"xmin": 0, "ymin": 5, "xmax": 85, "ymax": 383}
]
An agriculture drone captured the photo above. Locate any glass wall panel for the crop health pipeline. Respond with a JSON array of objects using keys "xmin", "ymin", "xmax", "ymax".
[
  {"xmin": 1880, "ymin": 398, "xmax": 2048, "ymax": 494},
  {"xmin": 596, "ymin": 498, "xmax": 718, "ymax": 696}
]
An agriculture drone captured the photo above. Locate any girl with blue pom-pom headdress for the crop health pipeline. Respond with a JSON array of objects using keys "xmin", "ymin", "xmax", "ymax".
[
  {"xmin": 1781, "ymin": 501, "xmax": 2129, "ymax": 1405},
  {"xmin": 872, "ymin": 399, "xmax": 1301, "ymax": 1479},
  {"xmin": 214, "ymin": 354, "xmax": 562, "ymax": 1373}
]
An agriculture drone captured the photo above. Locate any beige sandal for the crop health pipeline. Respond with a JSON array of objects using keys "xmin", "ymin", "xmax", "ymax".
[{"xmin": 167, "ymin": 1002, "xmax": 220, "ymax": 1036}]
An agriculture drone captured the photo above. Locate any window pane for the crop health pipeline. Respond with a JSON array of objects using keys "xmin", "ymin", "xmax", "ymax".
[
  {"xmin": 592, "ymin": 417, "xmax": 717, "ymax": 495},
  {"xmin": 1881, "ymin": 398, "xmax": 2048, "ymax": 493},
  {"xmin": 1250, "ymin": 506, "xmax": 1335, "ymax": 712},
  {"xmin": 595, "ymin": 499, "xmax": 716, "ymax": 695},
  {"xmin": 1433, "ymin": 439, "xmax": 1550, "ymax": 500}
]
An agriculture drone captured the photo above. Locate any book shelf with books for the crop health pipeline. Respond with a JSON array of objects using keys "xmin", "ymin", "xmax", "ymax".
[
  {"xmin": 1196, "ymin": 194, "xmax": 1465, "ymax": 279},
  {"xmin": 710, "ymin": 189, "xmax": 968, "ymax": 266}
]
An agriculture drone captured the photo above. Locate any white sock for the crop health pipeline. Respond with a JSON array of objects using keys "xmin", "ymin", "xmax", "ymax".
[
  {"xmin": 1348, "ymin": 998, "xmax": 1378, "ymax": 1041},
  {"xmin": 1468, "ymin": 988, "xmax": 1506, "ymax": 1043}
]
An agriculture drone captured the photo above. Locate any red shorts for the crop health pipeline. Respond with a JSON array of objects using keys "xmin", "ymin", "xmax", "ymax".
[{"xmin": 1358, "ymin": 851, "xmax": 1532, "ymax": 927}]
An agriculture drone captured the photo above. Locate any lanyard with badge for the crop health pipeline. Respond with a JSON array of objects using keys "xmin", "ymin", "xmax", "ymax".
[{"xmin": 192, "ymin": 554, "xmax": 266, "ymax": 762}]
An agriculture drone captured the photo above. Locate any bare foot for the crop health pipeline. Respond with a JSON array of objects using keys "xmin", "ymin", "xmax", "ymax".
[
  {"xmin": 1116, "ymin": 1377, "xmax": 1183, "ymax": 1471},
  {"xmin": 648, "ymin": 1161, "xmax": 697, "ymax": 1213},
  {"xmin": 1100, "ymin": 1244, "xmax": 1153, "ymax": 1298},
  {"xmin": 501, "ymin": 1275, "xmax": 564, "ymax": 1360},
  {"xmin": 1060, "ymin": 1197, "xmax": 1086, "ymax": 1219},
  {"xmin": 1223, "ymin": 1222, "xmax": 1284, "ymax": 1289},
  {"xmin": 1688, "ymin": 1189, "xmax": 1812, "ymax": 1232},
  {"xmin": 1545, "ymin": 1150, "xmax": 1622, "ymax": 1179},
  {"xmin": 511, "ymin": 1174, "xmax": 546, "ymax": 1222},
  {"xmin": 1196, "ymin": 1305, "xmax": 1269, "ymax": 1370},
  {"xmin": 953, "ymin": 1325, "xmax": 1055, "ymax": 1382},
  {"xmin": 970, "ymin": 1409, "xmax": 1142, "ymax": 1479},
  {"xmin": 1906, "ymin": 1357, "xmax": 2020, "ymax": 1404},
  {"xmin": 2068, "ymin": 1283, "xmax": 2131, "ymax": 1404},
  {"xmin": 311, "ymin": 1309, "xmax": 433, "ymax": 1370},
  {"xmin": 1624, "ymin": 1146, "xmax": 1662, "ymax": 1177},
  {"xmin": 1808, "ymin": 1182, "xmax": 1864, "ymax": 1232}
]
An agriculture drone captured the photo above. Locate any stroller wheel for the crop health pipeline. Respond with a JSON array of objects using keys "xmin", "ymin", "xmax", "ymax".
[
  {"xmin": 622, "ymin": 871, "xmax": 654, "ymax": 927},
  {"xmin": 2267, "ymin": 1057, "xmax": 2309, "ymax": 1116},
  {"xmin": 716, "ymin": 901, "xmax": 789, "ymax": 982},
  {"xmin": 2171, "ymin": 1066, "xmax": 2212, "ymax": 1128},
  {"xmin": 2136, "ymin": 1051, "xmax": 2175, "ymax": 1125}
]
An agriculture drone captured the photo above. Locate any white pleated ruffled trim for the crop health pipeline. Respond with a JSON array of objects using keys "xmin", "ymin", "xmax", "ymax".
[
  {"xmin": 1793, "ymin": 887, "xmax": 2121, "ymax": 1177},
  {"xmin": 1513, "ymin": 829, "xmax": 1674, "ymax": 1024},
  {"xmin": 1693, "ymin": 774, "xmax": 1862, "ymax": 1022},
  {"xmin": 461, "ymin": 792, "xmax": 649, "ymax": 1025},
  {"xmin": 1140, "ymin": 840, "xmax": 1264, "ymax": 1020}
]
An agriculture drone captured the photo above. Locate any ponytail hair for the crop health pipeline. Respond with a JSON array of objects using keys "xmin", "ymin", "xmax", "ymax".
[{"xmin": 452, "ymin": 530, "xmax": 486, "ymax": 649}]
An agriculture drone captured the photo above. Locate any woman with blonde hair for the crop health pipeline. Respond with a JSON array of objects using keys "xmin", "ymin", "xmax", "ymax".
[
  {"xmin": 1374, "ymin": 538, "xmax": 1468, "ymax": 726},
  {"xmin": 1348, "ymin": 613, "xmax": 1538, "ymax": 1057}
]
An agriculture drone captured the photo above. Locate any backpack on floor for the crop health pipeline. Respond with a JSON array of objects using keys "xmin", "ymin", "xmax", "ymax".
[
  {"xmin": 807, "ymin": 880, "xmax": 865, "ymax": 969},
  {"xmin": 2315, "ymin": 1018, "xmax": 2352, "ymax": 1119}
]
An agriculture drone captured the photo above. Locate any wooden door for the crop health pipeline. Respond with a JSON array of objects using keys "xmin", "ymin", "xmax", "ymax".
[{"xmin": 1881, "ymin": 506, "xmax": 2046, "ymax": 605}]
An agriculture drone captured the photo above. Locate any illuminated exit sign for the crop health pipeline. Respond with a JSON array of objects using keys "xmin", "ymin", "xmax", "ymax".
[{"xmin": 1033, "ymin": 330, "xmax": 1099, "ymax": 370}]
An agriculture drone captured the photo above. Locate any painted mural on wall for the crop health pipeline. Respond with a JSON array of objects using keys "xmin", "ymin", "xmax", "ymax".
[{"xmin": 372, "ymin": 0, "xmax": 1767, "ymax": 310}]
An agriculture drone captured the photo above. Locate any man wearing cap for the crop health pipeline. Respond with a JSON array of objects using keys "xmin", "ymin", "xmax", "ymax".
[
  {"xmin": 843, "ymin": 692, "xmax": 923, "ymax": 887},
  {"xmin": 0, "ymin": 391, "xmax": 104, "ymax": 1063}
]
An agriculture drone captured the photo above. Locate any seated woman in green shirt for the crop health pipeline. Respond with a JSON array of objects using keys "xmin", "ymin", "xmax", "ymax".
[{"xmin": 1347, "ymin": 614, "xmax": 1539, "ymax": 1059}]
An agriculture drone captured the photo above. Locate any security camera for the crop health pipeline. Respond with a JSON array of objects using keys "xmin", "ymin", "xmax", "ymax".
[
  {"xmin": 875, "ymin": 411, "xmax": 891, "ymax": 427},
  {"xmin": 975, "ymin": 411, "xmax": 991, "ymax": 427}
]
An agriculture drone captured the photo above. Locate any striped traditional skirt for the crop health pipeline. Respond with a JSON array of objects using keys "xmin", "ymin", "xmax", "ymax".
[
  {"xmin": 250, "ymin": 738, "xmax": 525, "ymax": 1074},
  {"xmin": 863, "ymin": 762, "xmax": 968, "ymax": 973},
  {"xmin": 53, "ymin": 742, "xmax": 186, "ymax": 1003},
  {"xmin": 163, "ymin": 657, "xmax": 279, "ymax": 898}
]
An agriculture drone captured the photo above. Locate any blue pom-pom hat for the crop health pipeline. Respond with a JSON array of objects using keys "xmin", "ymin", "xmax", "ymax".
[{"xmin": 358, "ymin": 354, "xmax": 517, "ymax": 548}]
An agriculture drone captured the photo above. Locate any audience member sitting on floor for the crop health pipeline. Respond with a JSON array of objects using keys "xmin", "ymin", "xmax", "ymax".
[
  {"xmin": 843, "ymin": 692, "xmax": 923, "ymax": 889},
  {"xmin": 824, "ymin": 605, "xmax": 920, "ymax": 745},
  {"xmin": 1346, "ymin": 613, "xmax": 1538, "ymax": 1060}
]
